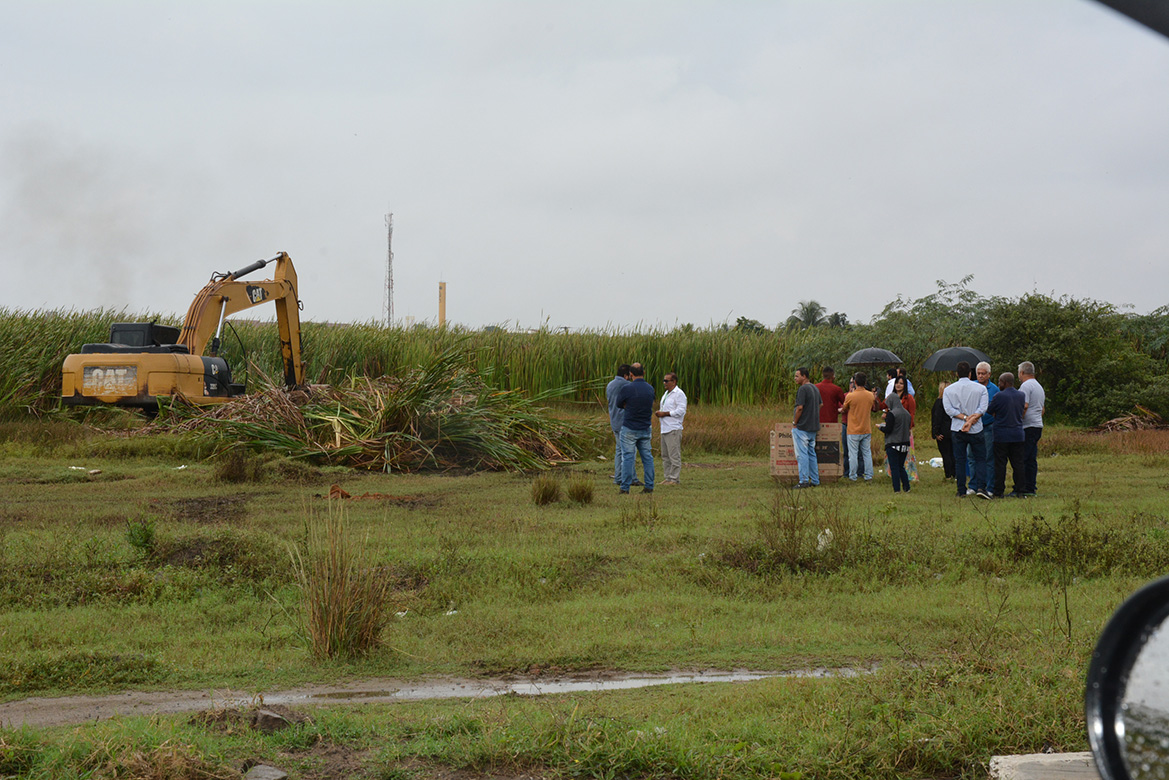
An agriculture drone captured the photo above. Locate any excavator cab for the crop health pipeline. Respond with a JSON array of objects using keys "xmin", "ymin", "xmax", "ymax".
[{"xmin": 81, "ymin": 323, "xmax": 187, "ymax": 353}]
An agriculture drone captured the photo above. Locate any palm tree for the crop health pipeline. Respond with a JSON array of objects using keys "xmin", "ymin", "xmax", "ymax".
[
  {"xmin": 826, "ymin": 312, "xmax": 849, "ymax": 329},
  {"xmin": 786, "ymin": 300, "xmax": 827, "ymax": 330}
]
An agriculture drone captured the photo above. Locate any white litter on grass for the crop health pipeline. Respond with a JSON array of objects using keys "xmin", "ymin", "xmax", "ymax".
[
  {"xmin": 445, "ymin": 610, "xmax": 458, "ymax": 616},
  {"xmin": 928, "ymin": 457, "xmax": 943, "ymax": 468},
  {"xmin": 69, "ymin": 466, "xmax": 86, "ymax": 471},
  {"xmin": 395, "ymin": 610, "xmax": 409, "ymax": 618},
  {"xmin": 816, "ymin": 528, "xmax": 834, "ymax": 552},
  {"xmin": 173, "ymin": 465, "xmax": 187, "ymax": 470},
  {"xmin": 88, "ymin": 469, "xmax": 102, "ymax": 476}
]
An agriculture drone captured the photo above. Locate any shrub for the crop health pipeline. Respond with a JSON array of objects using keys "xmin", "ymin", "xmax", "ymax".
[
  {"xmin": 211, "ymin": 448, "xmax": 266, "ymax": 483},
  {"xmin": 125, "ymin": 516, "xmax": 156, "ymax": 555},
  {"xmin": 291, "ymin": 502, "xmax": 393, "ymax": 660},
  {"xmin": 756, "ymin": 483, "xmax": 852, "ymax": 572},
  {"xmin": 531, "ymin": 474, "xmax": 562, "ymax": 506},
  {"xmin": 566, "ymin": 474, "xmax": 594, "ymax": 504}
]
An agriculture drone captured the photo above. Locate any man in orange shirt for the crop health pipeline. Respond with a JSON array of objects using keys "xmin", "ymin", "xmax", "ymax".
[{"xmin": 840, "ymin": 372, "xmax": 876, "ymax": 482}]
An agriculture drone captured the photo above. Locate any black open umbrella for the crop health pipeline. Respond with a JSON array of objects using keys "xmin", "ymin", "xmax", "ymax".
[
  {"xmin": 922, "ymin": 346, "xmax": 990, "ymax": 373},
  {"xmin": 844, "ymin": 348, "xmax": 902, "ymax": 366}
]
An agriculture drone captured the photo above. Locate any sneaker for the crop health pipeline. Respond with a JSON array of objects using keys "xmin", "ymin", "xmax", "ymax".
[
  {"xmin": 976, "ymin": 490, "xmax": 991, "ymax": 500},
  {"xmin": 618, "ymin": 489, "xmax": 629, "ymax": 495},
  {"xmin": 630, "ymin": 479, "xmax": 643, "ymax": 487},
  {"xmin": 641, "ymin": 488, "xmax": 654, "ymax": 494},
  {"xmin": 794, "ymin": 483, "xmax": 811, "ymax": 489}
]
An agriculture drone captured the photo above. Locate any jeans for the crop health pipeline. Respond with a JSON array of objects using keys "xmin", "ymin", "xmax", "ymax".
[
  {"xmin": 791, "ymin": 427, "xmax": 820, "ymax": 486},
  {"xmin": 612, "ymin": 431, "xmax": 624, "ymax": 483},
  {"xmin": 620, "ymin": 426, "xmax": 654, "ymax": 492},
  {"xmin": 885, "ymin": 444, "xmax": 910, "ymax": 492},
  {"xmin": 847, "ymin": 433, "xmax": 873, "ymax": 480},
  {"xmin": 953, "ymin": 429, "xmax": 986, "ymax": 495},
  {"xmin": 1023, "ymin": 426, "xmax": 1042, "ymax": 494}
]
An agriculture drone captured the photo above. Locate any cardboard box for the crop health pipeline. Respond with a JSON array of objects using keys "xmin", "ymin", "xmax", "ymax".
[{"xmin": 770, "ymin": 422, "xmax": 843, "ymax": 482}]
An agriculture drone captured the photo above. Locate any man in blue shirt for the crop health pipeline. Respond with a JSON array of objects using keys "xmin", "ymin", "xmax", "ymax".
[
  {"xmin": 605, "ymin": 364, "xmax": 637, "ymax": 486},
  {"xmin": 615, "ymin": 364, "xmax": 655, "ymax": 494},
  {"xmin": 987, "ymin": 372, "xmax": 1026, "ymax": 497},
  {"xmin": 974, "ymin": 362, "xmax": 999, "ymax": 495}
]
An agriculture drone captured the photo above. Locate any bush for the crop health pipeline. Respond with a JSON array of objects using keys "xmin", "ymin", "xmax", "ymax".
[
  {"xmin": 566, "ymin": 474, "xmax": 594, "ymax": 504},
  {"xmin": 292, "ymin": 502, "xmax": 393, "ymax": 660},
  {"xmin": 531, "ymin": 474, "xmax": 562, "ymax": 506},
  {"xmin": 212, "ymin": 448, "xmax": 266, "ymax": 483}
]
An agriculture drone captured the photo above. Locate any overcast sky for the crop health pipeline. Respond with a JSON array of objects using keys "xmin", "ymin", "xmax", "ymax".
[{"xmin": 2, "ymin": 1, "xmax": 1167, "ymax": 331}]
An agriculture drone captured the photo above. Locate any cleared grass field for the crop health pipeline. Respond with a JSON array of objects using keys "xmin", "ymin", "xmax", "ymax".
[{"xmin": 2, "ymin": 409, "xmax": 1168, "ymax": 778}]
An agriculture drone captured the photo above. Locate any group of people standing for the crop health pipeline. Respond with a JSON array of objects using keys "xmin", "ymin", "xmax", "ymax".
[
  {"xmin": 792, "ymin": 360, "xmax": 1045, "ymax": 496},
  {"xmin": 794, "ymin": 366, "xmax": 919, "ymax": 491},
  {"xmin": 934, "ymin": 360, "xmax": 1046, "ymax": 498},
  {"xmin": 605, "ymin": 363, "xmax": 688, "ymax": 494}
]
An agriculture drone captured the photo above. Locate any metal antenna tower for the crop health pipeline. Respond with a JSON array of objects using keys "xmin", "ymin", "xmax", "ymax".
[{"xmin": 383, "ymin": 213, "xmax": 394, "ymax": 326}]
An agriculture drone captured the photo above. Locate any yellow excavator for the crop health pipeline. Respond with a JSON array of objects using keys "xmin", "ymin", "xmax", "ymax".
[{"xmin": 61, "ymin": 252, "xmax": 305, "ymax": 409}]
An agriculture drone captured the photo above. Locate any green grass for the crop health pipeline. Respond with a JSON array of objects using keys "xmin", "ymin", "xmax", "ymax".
[{"xmin": 0, "ymin": 414, "xmax": 1167, "ymax": 777}]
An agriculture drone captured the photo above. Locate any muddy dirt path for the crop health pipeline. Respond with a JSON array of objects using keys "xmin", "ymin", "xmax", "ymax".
[{"xmin": 0, "ymin": 667, "xmax": 865, "ymax": 729}]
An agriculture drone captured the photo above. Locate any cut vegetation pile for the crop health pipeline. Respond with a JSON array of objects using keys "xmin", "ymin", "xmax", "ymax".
[
  {"xmin": 1093, "ymin": 405, "xmax": 1168, "ymax": 432},
  {"xmin": 147, "ymin": 346, "xmax": 595, "ymax": 472}
]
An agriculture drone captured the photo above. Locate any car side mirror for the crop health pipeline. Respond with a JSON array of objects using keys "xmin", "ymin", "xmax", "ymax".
[{"xmin": 1086, "ymin": 576, "xmax": 1169, "ymax": 780}]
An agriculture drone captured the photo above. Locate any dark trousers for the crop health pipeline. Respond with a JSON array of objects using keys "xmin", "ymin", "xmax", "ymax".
[
  {"xmin": 885, "ymin": 445, "xmax": 911, "ymax": 492},
  {"xmin": 841, "ymin": 423, "xmax": 850, "ymax": 476},
  {"xmin": 1023, "ymin": 427, "xmax": 1042, "ymax": 494},
  {"xmin": 935, "ymin": 433, "xmax": 954, "ymax": 478},
  {"xmin": 953, "ymin": 430, "xmax": 986, "ymax": 495},
  {"xmin": 994, "ymin": 440, "xmax": 1025, "ymax": 496}
]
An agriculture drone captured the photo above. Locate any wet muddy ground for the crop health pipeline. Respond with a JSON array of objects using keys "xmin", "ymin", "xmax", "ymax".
[{"xmin": 0, "ymin": 667, "xmax": 867, "ymax": 729}]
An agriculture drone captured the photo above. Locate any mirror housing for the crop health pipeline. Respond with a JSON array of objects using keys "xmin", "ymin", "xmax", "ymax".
[{"xmin": 1086, "ymin": 575, "xmax": 1169, "ymax": 780}]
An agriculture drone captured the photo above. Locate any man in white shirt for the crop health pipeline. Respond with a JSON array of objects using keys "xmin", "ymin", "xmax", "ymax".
[
  {"xmin": 1018, "ymin": 361, "xmax": 1046, "ymax": 496},
  {"xmin": 942, "ymin": 361, "xmax": 989, "ymax": 499},
  {"xmin": 655, "ymin": 372, "xmax": 687, "ymax": 485}
]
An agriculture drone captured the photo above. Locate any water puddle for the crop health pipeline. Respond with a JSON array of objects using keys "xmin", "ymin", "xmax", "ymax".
[
  {"xmin": 0, "ymin": 667, "xmax": 872, "ymax": 729},
  {"xmin": 267, "ymin": 667, "xmax": 866, "ymax": 706}
]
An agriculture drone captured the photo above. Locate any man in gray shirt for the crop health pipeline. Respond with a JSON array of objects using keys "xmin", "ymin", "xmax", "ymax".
[
  {"xmin": 1018, "ymin": 361, "xmax": 1045, "ymax": 496},
  {"xmin": 792, "ymin": 367, "xmax": 822, "ymax": 487}
]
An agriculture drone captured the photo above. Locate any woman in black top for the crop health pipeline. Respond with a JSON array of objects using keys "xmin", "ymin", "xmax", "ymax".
[
  {"xmin": 879, "ymin": 391, "xmax": 913, "ymax": 493},
  {"xmin": 931, "ymin": 380, "xmax": 955, "ymax": 479}
]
